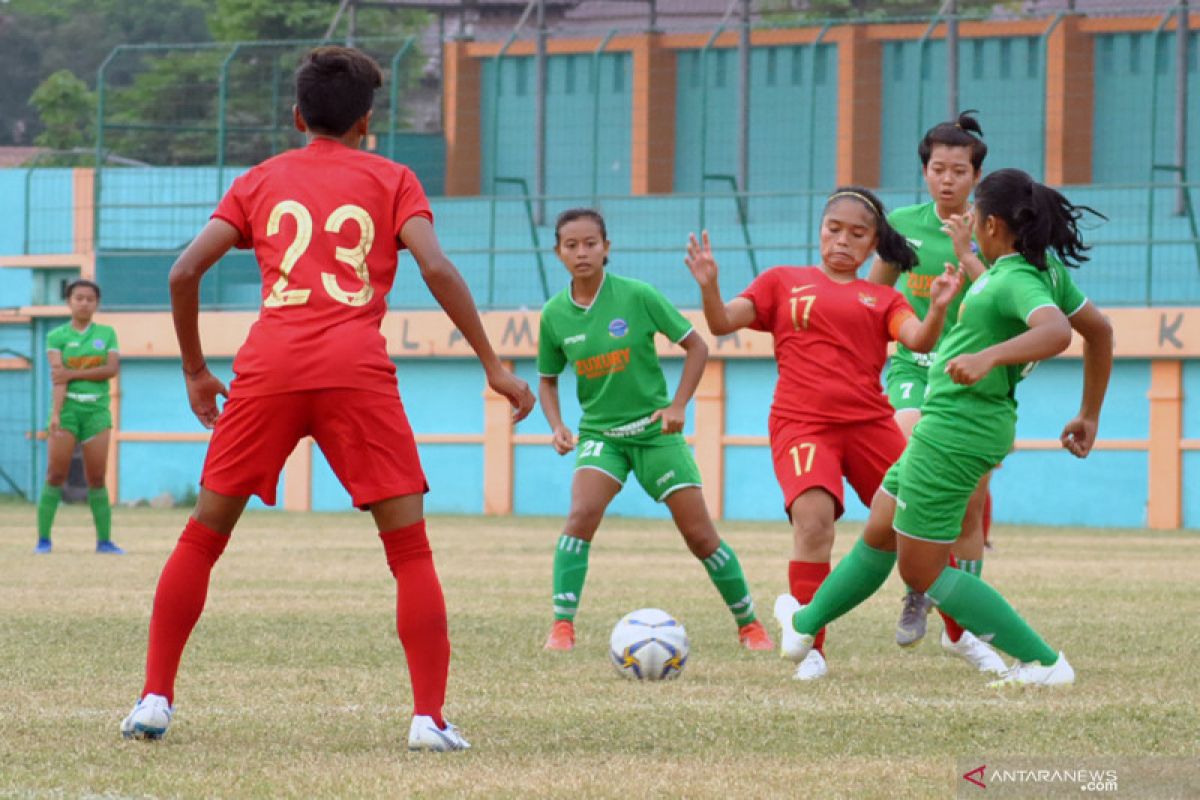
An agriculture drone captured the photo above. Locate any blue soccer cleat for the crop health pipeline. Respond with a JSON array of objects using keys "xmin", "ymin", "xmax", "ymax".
[
  {"xmin": 34, "ymin": 539, "xmax": 51, "ymax": 554},
  {"xmin": 96, "ymin": 541, "xmax": 125, "ymax": 555}
]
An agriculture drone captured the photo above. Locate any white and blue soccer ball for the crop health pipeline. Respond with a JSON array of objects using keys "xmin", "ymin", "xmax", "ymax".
[{"xmin": 609, "ymin": 608, "xmax": 689, "ymax": 681}]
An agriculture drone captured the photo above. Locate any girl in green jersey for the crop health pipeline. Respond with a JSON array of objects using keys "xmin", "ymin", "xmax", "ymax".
[
  {"xmin": 38, "ymin": 279, "xmax": 125, "ymax": 555},
  {"xmin": 868, "ymin": 112, "xmax": 995, "ymax": 654},
  {"xmin": 776, "ymin": 169, "xmax": 1114, "ymax": 686},
  {"xmin": 538, "ymin": 209, "xmax": 773, "ymax": 653}
]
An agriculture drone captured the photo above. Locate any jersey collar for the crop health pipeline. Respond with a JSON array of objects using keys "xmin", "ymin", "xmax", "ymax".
[{"xmin": 568, "ymin": 272, "xmax": 607, "ymax": 312}]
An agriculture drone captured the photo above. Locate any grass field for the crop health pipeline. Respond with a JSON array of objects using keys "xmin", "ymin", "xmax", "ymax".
[{"xmin": 1, "ymin": 500, "xmax": 1198, "ymax": 799}]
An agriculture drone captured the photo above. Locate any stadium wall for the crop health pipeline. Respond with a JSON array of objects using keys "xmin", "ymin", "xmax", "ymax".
[
  {"xmin": 1, "ymin": 304, "xmax": 1196, "ymax": 530},
  {"xmin": 450, "ymin": 15, "xmax": 1200, "ymax": 196}
]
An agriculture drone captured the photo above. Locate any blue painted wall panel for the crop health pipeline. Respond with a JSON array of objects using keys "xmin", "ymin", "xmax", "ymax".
[
  {"xmin": 674, "ymin": 44, "xmax": 837, "ymax": 194},
  {"xmin": 1014, "ymin": 359, "xmax": 1149, "ymax": 440},
  {"xmin": 1184, "ymin": 361, "xmax": 1200, "ymax": 439},
  {"xmin": 1183, "ymin": 452, "xmax": 1200, "ymax": 530},
  {"xmin": 396, "ymin": 359, "xmax": 485, "ymax": 435},
  {"xmin": 992, "ymin": 450, "xmax": 1146, "ymax": 528},
  {"xmin": 1092, "ymin": 32, "xmax": 1200, "ymax": 184},
  {"xmin": 310, "ymin": 441, "xmax": 483, "ymax": 514}
]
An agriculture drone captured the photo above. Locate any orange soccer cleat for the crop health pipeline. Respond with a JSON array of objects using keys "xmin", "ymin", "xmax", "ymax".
[
  {"xmin": 738, "ymin": 620, "xmax": 775, "ymax": 651},
  {"xmin": 543, "ymin": 619, "xmax": 575, "ymax": 651}
]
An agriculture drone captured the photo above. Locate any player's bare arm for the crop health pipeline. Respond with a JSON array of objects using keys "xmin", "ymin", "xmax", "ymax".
[
  {"xmin": 1060, "ymin": 301, "xmax": 1114, "ymax": 458},
  {"xmin": 866, "ymin": 255, "xmax": 902, "ymax": 287},
  {"xmin": 651, "ymin": 330, "xmax": 706, "ymax": 435},
  {"xmin": 538, "ymin": 375, "xmax": 575, "ymax": 455},
  {"xmin": 895, "ymin": 265, "xmax": 963, "ymax": 353},
  {"xmin": 684, "ymin": 230, "xmax": 757, "ymax": 335},
  {"xmin": 46, "ymin": 350, "xmax": 66, "ymax": 433},
  {"xmin": 169, "ymin": 218, "xmax": 240, "ymax": 428},
  {"xmin": 401, "ymin": 216, "xmax": 535, "ymax": 422},
  {"xmin": 940, "ymin": 209, "xmax": 987, "ymax": 281},
  {"xmin": 53, "ymin": 351, "xmax": 120, "ymax": 384},
  {"xmin": 945, "ymin": 305, "xmax": 1073, "ymax": 386}
]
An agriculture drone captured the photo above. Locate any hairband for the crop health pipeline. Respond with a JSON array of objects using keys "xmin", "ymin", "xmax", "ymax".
[{"xmin": 827, "ymin": 191, "xmax": 880, "ymax": 215}]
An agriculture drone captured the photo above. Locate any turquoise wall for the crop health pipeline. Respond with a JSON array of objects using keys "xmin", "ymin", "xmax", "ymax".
[
  {"xmin": 673, "ymin": 44, "xmax": 838, "ymax": 194},
  {"xmin": 880, "ymin": 37, "xmax": 1044, "ymax": 190},
  {"xmin": 480, "ymin": 53, "xmax": 633, "ymax": 198},
  {"xmin": 1092, "ymin": 32, "xmax": 1200, "ymax": 184}
]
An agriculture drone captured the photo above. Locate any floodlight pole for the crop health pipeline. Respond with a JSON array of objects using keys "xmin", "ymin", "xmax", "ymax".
[
  {"xmin": 946, "ymin": 0, "xmax": 959, "ymax": 119},
  {"xmin": 534, "ymin": 0, "xmax": 547, "ymax": 223},
  {"xmin": 1175, "ymin": 0, "xmax": 1190, "ymax": 215}
]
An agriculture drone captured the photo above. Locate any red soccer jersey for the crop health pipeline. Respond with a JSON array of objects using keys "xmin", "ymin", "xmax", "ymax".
[
  {"xmin": 212, "ymin": 138, "xmax": 432, "ymax": 398},
  {"xmin": 738, "ymin": 266, "xmax": 915, "ymax": 425}
]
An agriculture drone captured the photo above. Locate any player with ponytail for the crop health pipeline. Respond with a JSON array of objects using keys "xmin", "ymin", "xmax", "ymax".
[{"xmin": 685, "ymin": 186, "xmax": 961, "ymax": 681}]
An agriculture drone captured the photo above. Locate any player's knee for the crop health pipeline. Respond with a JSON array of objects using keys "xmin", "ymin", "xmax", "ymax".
[
  {"xmin": 792, "ymin": 516, "xmax": 835, "ymax": 551},
  {"xmin": 45, "ymin": 469, "xmax": 68, "ymax": 486},
  {"xmin": 896, "ymin": 558, "xmax": 937, "ymax": 593},
  {"xmin": 565, "ymin": 506, "xmax": 604, "ymax": 537}
]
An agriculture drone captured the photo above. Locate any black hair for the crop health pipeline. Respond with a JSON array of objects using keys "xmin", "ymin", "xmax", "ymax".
[
  {"xmin": 295, "ymin": 46, "xmax": 383, "ymax": 136},
  {"xmin": 823, "ymin": 186, "xmax": 918, "ymax": 271},
  {"xmin": 918, "ymin": 110, "xmax": 987, "ymax": 172},
  {"xmin": 974, "ymin": 168, "xmax": 1106, "ymax": 271},
  {"xmin": 554, "ymin": 208, "xmax": 609, "ymax": 265},
  {"xmin": 64, "ymin": 279, "xmax": 101, "ymax": 301}
]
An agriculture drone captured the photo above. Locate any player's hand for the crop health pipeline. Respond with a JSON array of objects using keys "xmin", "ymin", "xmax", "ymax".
[
  {"xmin": 48, "ymin": 413, "xmax": 61, "ymax": 435},
  {"xmin": 50, "ymin": 366, "xmax": 69, "ymax": 385},
  {"xmin": 1060, "ymin": 415, "xmax": 1098, "ymax": 458},
  {"xmin": 650, "ymin": 402, "xmax": 686, "ymax": 435},
  {"xmin": 487, "ymin": 368, "xmax": 536, "ymax": 423},
  {"xmin": 941, "ymin": 207, "xmax": 975, "ymax": 260},
  {"xmin": 944, "ymin": 351, "xmax": 993, "ymax": 385},
  {"xmin": 929, "ymin": 264, "xmax": 963, "ymax": 310},
  {"xmin": 684, "ymin": 230, "xmax": 719, "ymax": 287},
  {"xmin": 185, "ymin": 368, "xmax": 228, "ymax": 429},
  {"xmin": 551, "ymin": 425, "xmax": 576, "ymax": 455}
]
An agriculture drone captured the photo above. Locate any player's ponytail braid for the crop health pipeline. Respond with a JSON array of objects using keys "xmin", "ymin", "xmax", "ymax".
[
  {"xmin": 825, "ymin": 186, "xmax": 918, "ymax": 272},
  {"xmin": 975, "ymin": 168, "xmax": 1106, "ymax": 271}
]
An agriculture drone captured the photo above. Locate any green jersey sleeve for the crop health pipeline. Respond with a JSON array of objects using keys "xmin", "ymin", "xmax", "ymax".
[
  {"xmin": 639, "ymin": 282, "xmax": 693, "ymax": 343},
  {"xmin": 998, "ymin": 269, "xmax": 1057, "ymax": 324},
  {"xmin": 537, "ymin": 310, "xmax": 567, "ymax": 376},
  {"xmin": 102, "ymin": 325, "xmax": 120, "ymax": 353},
  {"xmin": 1046, "ymin": 257, "xmax": 1088, "ymax": 316},
  {"xmin": 46, "ymin": 325, "xmax": 67, "ymax": 353}
]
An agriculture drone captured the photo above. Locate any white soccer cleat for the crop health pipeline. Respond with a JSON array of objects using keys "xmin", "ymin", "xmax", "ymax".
[
  {"xmin": 942, "ymin": 630, "xmax": 1006, "ymax": 675},
  {"xmin": 772, "ymin": 594, "xmax": 814, "ymax": 664},
  {"xmin": 990, "ymin": 652, "xmax": 1075, "ymax": 687},
  {"xmin": 120, "ymin": 693, "xmax": 173, "ymax": 740},
  {"xmin": 407, "ymin": 715, "xmax": 471, "ymax": 752},
  {"xmin": 792, "ymin": 649, "xmax": 828, "ymax": 681}
]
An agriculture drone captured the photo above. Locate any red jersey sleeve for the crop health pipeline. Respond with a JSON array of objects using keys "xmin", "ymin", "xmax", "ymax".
[
  {"xmin": 737, "ymin": 268, "xmax": 779, "ymax": 332},
  {"xmin": 211, "ymin": 174, "xmax": 253, "ymax": 249},
  {"xmin": 392, "ymin": 168, "xmax": 434, "ymax": 248},
  {"xmin": 884, "ymin": 291, "xmax": 916, "ymax": 341}
]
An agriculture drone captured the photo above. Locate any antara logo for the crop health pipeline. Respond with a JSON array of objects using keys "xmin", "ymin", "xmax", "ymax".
[{"xmin": 963, "ymin": 765, "xmax": 986, "ymax": 789}]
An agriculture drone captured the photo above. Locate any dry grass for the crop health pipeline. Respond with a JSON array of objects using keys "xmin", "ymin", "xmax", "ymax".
[{"xmin": 1, "ymin": 500, "xmax": 1197, "ymax": 799}]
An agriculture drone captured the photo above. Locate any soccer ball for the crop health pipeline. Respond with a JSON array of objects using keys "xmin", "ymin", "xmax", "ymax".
[{"xmin": 609, "ymin": 608, "xmax": 689, "ymax": 681}]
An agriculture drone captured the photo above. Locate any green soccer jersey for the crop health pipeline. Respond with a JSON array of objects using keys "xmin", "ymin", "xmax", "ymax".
[
  {"xmin": 46, "ymin": 322, "xmax": 118, "ymax": 407},
  {"xmin": 921, "ymin": 253, "xmax": 1087, "ymax": 457},
  {"xmin": 538, "ymin": 273, "xmax": 694, "ymax": 438},
  {"xmin": 887, "ymin": 202, "xmax": 973, "ymax": 367}
]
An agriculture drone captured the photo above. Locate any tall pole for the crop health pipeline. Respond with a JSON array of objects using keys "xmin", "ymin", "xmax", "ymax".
[
  {"xmin": 534, "ymin": 0, "xmax": 547, "ymax": 223},
  {"xmin": 946, "ymin": 0, "xmax": 959, "ymax": 118},
  {"xmin": 1175, "ymin": 0, "xmax": 1190, "ymax": 215},
  {"xmin": 737, "ymin": 0, "xmax": 750, "ymax": 193},
  {"xmin": 347, "ymin": 0, "xmax": 357, "ymax": 46}
]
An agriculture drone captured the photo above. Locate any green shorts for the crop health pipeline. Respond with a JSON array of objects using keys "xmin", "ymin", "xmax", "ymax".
[
  {"xmin": 575, "ymin": 431, "xmax": 702, "ymax": 502},
  {"xmin": 885, "ymin": 356, "xmax": 931, "ymax": 413},
  {"xmin": 56, "ymin": 399, "xmax": 112, "ymax": 442},
  {"xmin": 881, "ymin": 430, "xmax": 998, "ymax": 542}
]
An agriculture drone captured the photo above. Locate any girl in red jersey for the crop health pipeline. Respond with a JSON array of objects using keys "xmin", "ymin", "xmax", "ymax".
[
  {"xmin": 119, "ymin": 47, "xmax": 534, "ymax": 752},
  {"xmin": 684, "ymin": 186, "xmax": 961, "ymax": 681}
]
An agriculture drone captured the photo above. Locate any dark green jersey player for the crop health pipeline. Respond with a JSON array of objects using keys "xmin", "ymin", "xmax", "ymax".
[
  {"xmin": 778, "ymin": 169, "xmax": 1114, "ymax": 688},
  {"xmin": 537, "ymin": 208, "xmax": 772, "ymax": 653},
  {"xmin": 868, "ymin": 111, "xmax": 997, "ymax": 654},
  {"xmin": 37, "ymin": 279, "xmax": 125, "ymax": 554}
]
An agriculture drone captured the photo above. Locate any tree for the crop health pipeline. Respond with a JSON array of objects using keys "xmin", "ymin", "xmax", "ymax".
[{"xmin": 29, "ymin": 69, "xmax": 95, "ymax": 150}]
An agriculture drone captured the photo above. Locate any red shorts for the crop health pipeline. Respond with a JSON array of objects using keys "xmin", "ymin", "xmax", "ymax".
[
  {"xmin": 768, "ymin": 415, "xmax": 907, "ymax": 519},
  {"xmin": 201, "ymin": 388, "xmax": 427, "ymax": 509}
]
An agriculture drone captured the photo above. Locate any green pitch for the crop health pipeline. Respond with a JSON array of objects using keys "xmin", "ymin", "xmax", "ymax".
[{"xmin": 1, "ymin": 501, "xmax": 1197, "ymax": 798}]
